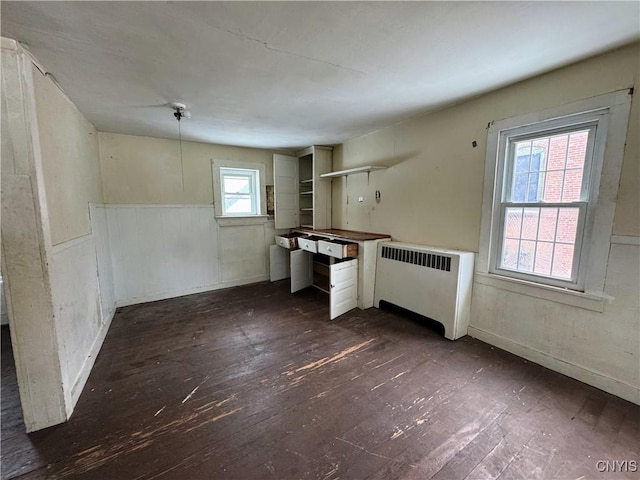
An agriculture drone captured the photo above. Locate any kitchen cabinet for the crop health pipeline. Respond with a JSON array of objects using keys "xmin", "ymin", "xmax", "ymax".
[
  {"xmin": 271, "ymin": 228, "xmax": 391, "ymax": 318},
  {"xmin": 273, "ymin": 146, "xmax": 332, "ymax": 230},
  {"xmin": 290, "ymin": 249, "xmax": 358, "ymax": 320}
]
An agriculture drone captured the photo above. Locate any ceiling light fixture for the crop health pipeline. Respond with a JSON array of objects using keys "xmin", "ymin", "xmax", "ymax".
[{"xmin": 169, "ymin": 102, "xmax": 191, "ymax": 191}]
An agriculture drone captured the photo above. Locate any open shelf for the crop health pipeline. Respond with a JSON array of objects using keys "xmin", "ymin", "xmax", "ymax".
[
  {"xmin": 300, "ymin": 208, "xmax": 313, "ymax": 212},
  {"xmin": 320, "ymin": 166, "xmax": 387, "ymax": 178},
  {"xmin": 299, "ymin": 190, "xmax": 313, "ymax": 195},
  {"xmin": 299, "ymin": 178, "xmax": 313, "ymax": 184}
]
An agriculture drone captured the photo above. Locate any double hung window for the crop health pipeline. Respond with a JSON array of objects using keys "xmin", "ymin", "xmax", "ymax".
[
  {"xmin": 481, "ymin": 91, "xmax": 632, "ymax": 295},
  {"xmin": 220, "ymin": 167, "xmax": 260, "ymax": 216},
  {"xmin": 494, "ymin": 119, "xmax": 597, "ymax": 287}
]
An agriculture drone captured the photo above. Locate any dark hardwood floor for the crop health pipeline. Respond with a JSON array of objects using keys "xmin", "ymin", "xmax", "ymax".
[{"xmin": 1, "ymin": 281, "xmax": 638, "ymax": 479}]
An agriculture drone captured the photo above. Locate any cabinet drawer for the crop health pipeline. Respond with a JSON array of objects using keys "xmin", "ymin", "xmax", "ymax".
[
  {"xmin": 298, "ymin": 235, "xmax": 323, "ymax": 253},
  {"xmin": 275, "ymin": 232, "xmax": 304, "ymax": 249},
  {"xmin": 318, "ymin": 239, "xmax": 359, "ymax": 259}
]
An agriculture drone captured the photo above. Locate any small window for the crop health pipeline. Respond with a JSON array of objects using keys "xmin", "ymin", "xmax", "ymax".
[{"xmin": 219, "ymin": 167, "xmax": 260, "ymax": 216}]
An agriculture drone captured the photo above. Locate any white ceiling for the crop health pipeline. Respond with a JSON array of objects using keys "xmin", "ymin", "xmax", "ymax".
[{"xmin": 2, "ymin": 2, "xmax": 639, "ymax": 149}]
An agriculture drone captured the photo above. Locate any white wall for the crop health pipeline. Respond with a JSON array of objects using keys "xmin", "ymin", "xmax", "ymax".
[
  {"xmin": 103, "ymin": 204, "xmax": 280, "ymax": 307},
  {"xmin": 471, "ymin": 239, "xmax": 639, "ymax": 404},
  {"xmin": 333, "ymin": 43, "xmax": 640, "ymax": 404},
  {"xmin": 1, "ymin": 39, "xmax": 116, "ymax": 430},
  {"xmin": 97, "ymin": 132, "xmax": 287, "ymax": 307},
  {"xmin": 30, "ymin": 60, "xmax": 116, "ymax": 419}
]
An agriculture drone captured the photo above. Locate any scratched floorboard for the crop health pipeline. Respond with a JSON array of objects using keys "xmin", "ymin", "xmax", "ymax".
[{"xmin": 1, "ymin": 281, "xmax": 639, "ymax": 480}]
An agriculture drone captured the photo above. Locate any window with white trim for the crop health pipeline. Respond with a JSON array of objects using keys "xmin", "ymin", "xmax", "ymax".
[
  {"xmin": 480, "ymin": 90, "xmax": 632, "ymax": 295},
  {"xmin": 219, "ymin": 167, "xmax": 260, "ymax": 216},
  {"xmin": 212, "ymin": 159, "xmax": 267, "ymax": 218},
  {"xmin": 494, "ymin": 119, "xmax": 598, "ymax": 288}
]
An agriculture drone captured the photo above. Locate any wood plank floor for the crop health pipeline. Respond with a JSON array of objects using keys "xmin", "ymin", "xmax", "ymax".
[{"xmin": 2, "ymin": 280, "xmax": 639, "ymax": 479}]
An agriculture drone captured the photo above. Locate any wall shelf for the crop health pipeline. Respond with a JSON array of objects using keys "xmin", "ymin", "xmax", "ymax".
[{"xmin": 320, "ymin": 166, "xmax": 387, "ymax": 179}]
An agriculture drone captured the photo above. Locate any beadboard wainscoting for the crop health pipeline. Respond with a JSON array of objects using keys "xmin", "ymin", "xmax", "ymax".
[
  {"xmin": 98, "ymin": 204, "xmax": 282, "ymax": 307},
  {"xmin": 50, "ymin": 233, "xmax": 112, "ymax": 412}
]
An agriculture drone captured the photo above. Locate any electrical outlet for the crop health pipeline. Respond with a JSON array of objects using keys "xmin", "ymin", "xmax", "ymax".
[{"xmin": 358, "ymin": 196, "xmax": 364, "ymax": 202}]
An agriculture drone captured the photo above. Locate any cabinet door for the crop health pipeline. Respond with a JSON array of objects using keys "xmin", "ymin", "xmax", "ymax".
[
  {"xmin": 269, "ymin": 245, "xmax": 290, "ymax": 282},
  {"xmin": 273, "ymin": 154, "xmax": 299, "ymax": 229},
  {"xmin": 290, "ymin": 249, "xmax": 313, "ymax": 293},
  {"xmin": 329, "ymin": 259, "xmax": 358, "ymax": 319},
  {"xmin": 312, "ymin": 147, "xmax": 332, "ymax": 230}
]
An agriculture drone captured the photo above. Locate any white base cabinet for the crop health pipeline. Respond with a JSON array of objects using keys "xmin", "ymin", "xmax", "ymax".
[
  {"xmin": 273, "ymin": 229, "xmax": 391, "ymax": 316},
  {"xmin": 290, "ymin": 249, "xmax": 358, "ymax": 320}
]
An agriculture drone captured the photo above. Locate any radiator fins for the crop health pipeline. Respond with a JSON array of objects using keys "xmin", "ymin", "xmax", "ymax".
[{"xmin": 380, "ymin": 245, "xmax": 452, "ymax": 272}]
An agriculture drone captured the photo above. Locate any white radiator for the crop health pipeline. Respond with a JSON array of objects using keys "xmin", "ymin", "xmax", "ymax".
[{"xmin": 374, "ymin": 242, "xmax": 474, "ymax": 340}]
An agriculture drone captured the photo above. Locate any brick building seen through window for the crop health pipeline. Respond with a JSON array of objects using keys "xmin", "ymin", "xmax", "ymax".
[{"xmin": 501, "ymin": 130, "xmax": 588, "ymax": 280}]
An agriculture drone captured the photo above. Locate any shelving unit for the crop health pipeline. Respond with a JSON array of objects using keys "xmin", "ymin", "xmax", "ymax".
[
  {"xmin": 273, "ymin": 146, "xmax": 332, "ymax": 230},
  {"xmin": 320, "ymin": 165, "xmax": 387, "ymax": 178}
]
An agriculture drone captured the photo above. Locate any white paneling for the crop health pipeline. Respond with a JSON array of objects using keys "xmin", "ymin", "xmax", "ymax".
[
  {"xmin": 104, "ymin": 205, "xmax": 273, "ymax": 306},
  {"xmin": 89, "ymin": 204, "xmax": 115, "ymax": 322},
  {"xmin": 138, "ymin": 208, "xmax": 166, "ymax": 294},
  {"xmin": 108, "ymin": 207, "xmax": 145, "ymax": 302},
  {"xmin": 219, "ymin": 224, "xmax": 267, "ymax": 283},
  {"xmin": 49, "ymin": 235, "xmax": 110, "ymax": 411},
  {"xmin": 470, "ymin": 243, "xmax": 640, "ymax": 405}
]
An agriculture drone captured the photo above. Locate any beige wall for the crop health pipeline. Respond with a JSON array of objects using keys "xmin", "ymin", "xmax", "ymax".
[
  {"xmin": 332, "ymin": 42, "xmax": 639, "ymax": 247},
  {"xmin": 333, "ymin": 42, "xmax": 640, "ymax": 403},
  {"xmin": 98, "ymin": 133, "xmax": 279, "ymax": 205},
  {"xmin": 32, "ymin": 65, "xmax": 103, "ymax": 246}
]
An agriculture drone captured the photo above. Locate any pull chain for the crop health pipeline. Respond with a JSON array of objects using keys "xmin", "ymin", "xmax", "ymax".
[{"xmin": 178, "ymin": 118, "xmax": 185, "ymax": 192}]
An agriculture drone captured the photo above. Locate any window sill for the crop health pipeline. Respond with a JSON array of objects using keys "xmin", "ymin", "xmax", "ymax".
[
  {"xmin": 215, "ymin": 215, "xmax": 271, "ymax": 227},
  {"xmin": 474, "ymin": 272, "xmax": 607, "ymax": 312}
]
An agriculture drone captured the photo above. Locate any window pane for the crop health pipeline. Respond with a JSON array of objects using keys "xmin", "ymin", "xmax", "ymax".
[
  {"xmin": 566, "ymin": 131, "xmax": 588, "ymax": 169},
  {"xmin": 223, "ymin": 176, "xmax": 251, "ymax": 194},
  {"xmin": 512, "ymin": 174, "xmax": 529, "ymax": 202},
  {"xmin": 543, "ymin": 170, "xmax": 564, "ymax": 202},
  {"xmin": 521, "ymin": 208, "xmax": 540, "ymax": 240},
  {"xmin": 224, "ymin": 194, "xmax": 254, "ymax": 214},
  {"xmin": 505, "ymin": 208, "xmax": 523, "ymax": 239},
  {"xmin": 518, "ymin": 240, "xmax": 536, "ymax": 272},
  {"xmin": 534, "ymin": 242, "xmax": 554, "ymax": 276},
  {"xmin": 551, "ymin": 243, "xmax": 574, "ymax": 279},
  {"xmin": 556, "ymin": 208, "xmax": 579, "ymax": 243},
  {"xmin": 509, "ymin": 129, "xmax": 590, "ymax": 205},
  {"xmin": 538, "ymin": 208, "xmax": 558, "ymax": 242},
  {"xmin": 499, "ymin": 206, "xmax": 579, "ymax": 281},
  {"xmin": 561, "ymin": 168, "xmax": 584, "ymax": 202},
  {"xmin": 548, "ymin": 135, "xmax": 568, "ymax": 170},
  {"xmin": 502, "ymin": 238, "xmax": 520, "ymax": 270}
]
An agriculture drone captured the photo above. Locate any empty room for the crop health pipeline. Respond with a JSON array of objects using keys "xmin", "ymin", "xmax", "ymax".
[{"xmin": 1, "ymin": 2, "xmax": 639, "ymax": 479}]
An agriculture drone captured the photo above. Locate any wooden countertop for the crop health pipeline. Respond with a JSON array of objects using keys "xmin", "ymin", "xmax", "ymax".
[{"xmin": 295, "ymin": 228, "xmax": 391, "ymax": 242}]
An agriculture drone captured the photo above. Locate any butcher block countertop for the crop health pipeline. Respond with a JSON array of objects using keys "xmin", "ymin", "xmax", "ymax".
[{"xmin": 295, "ymin": 228, "xmax": 391, "ymax": 242}]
